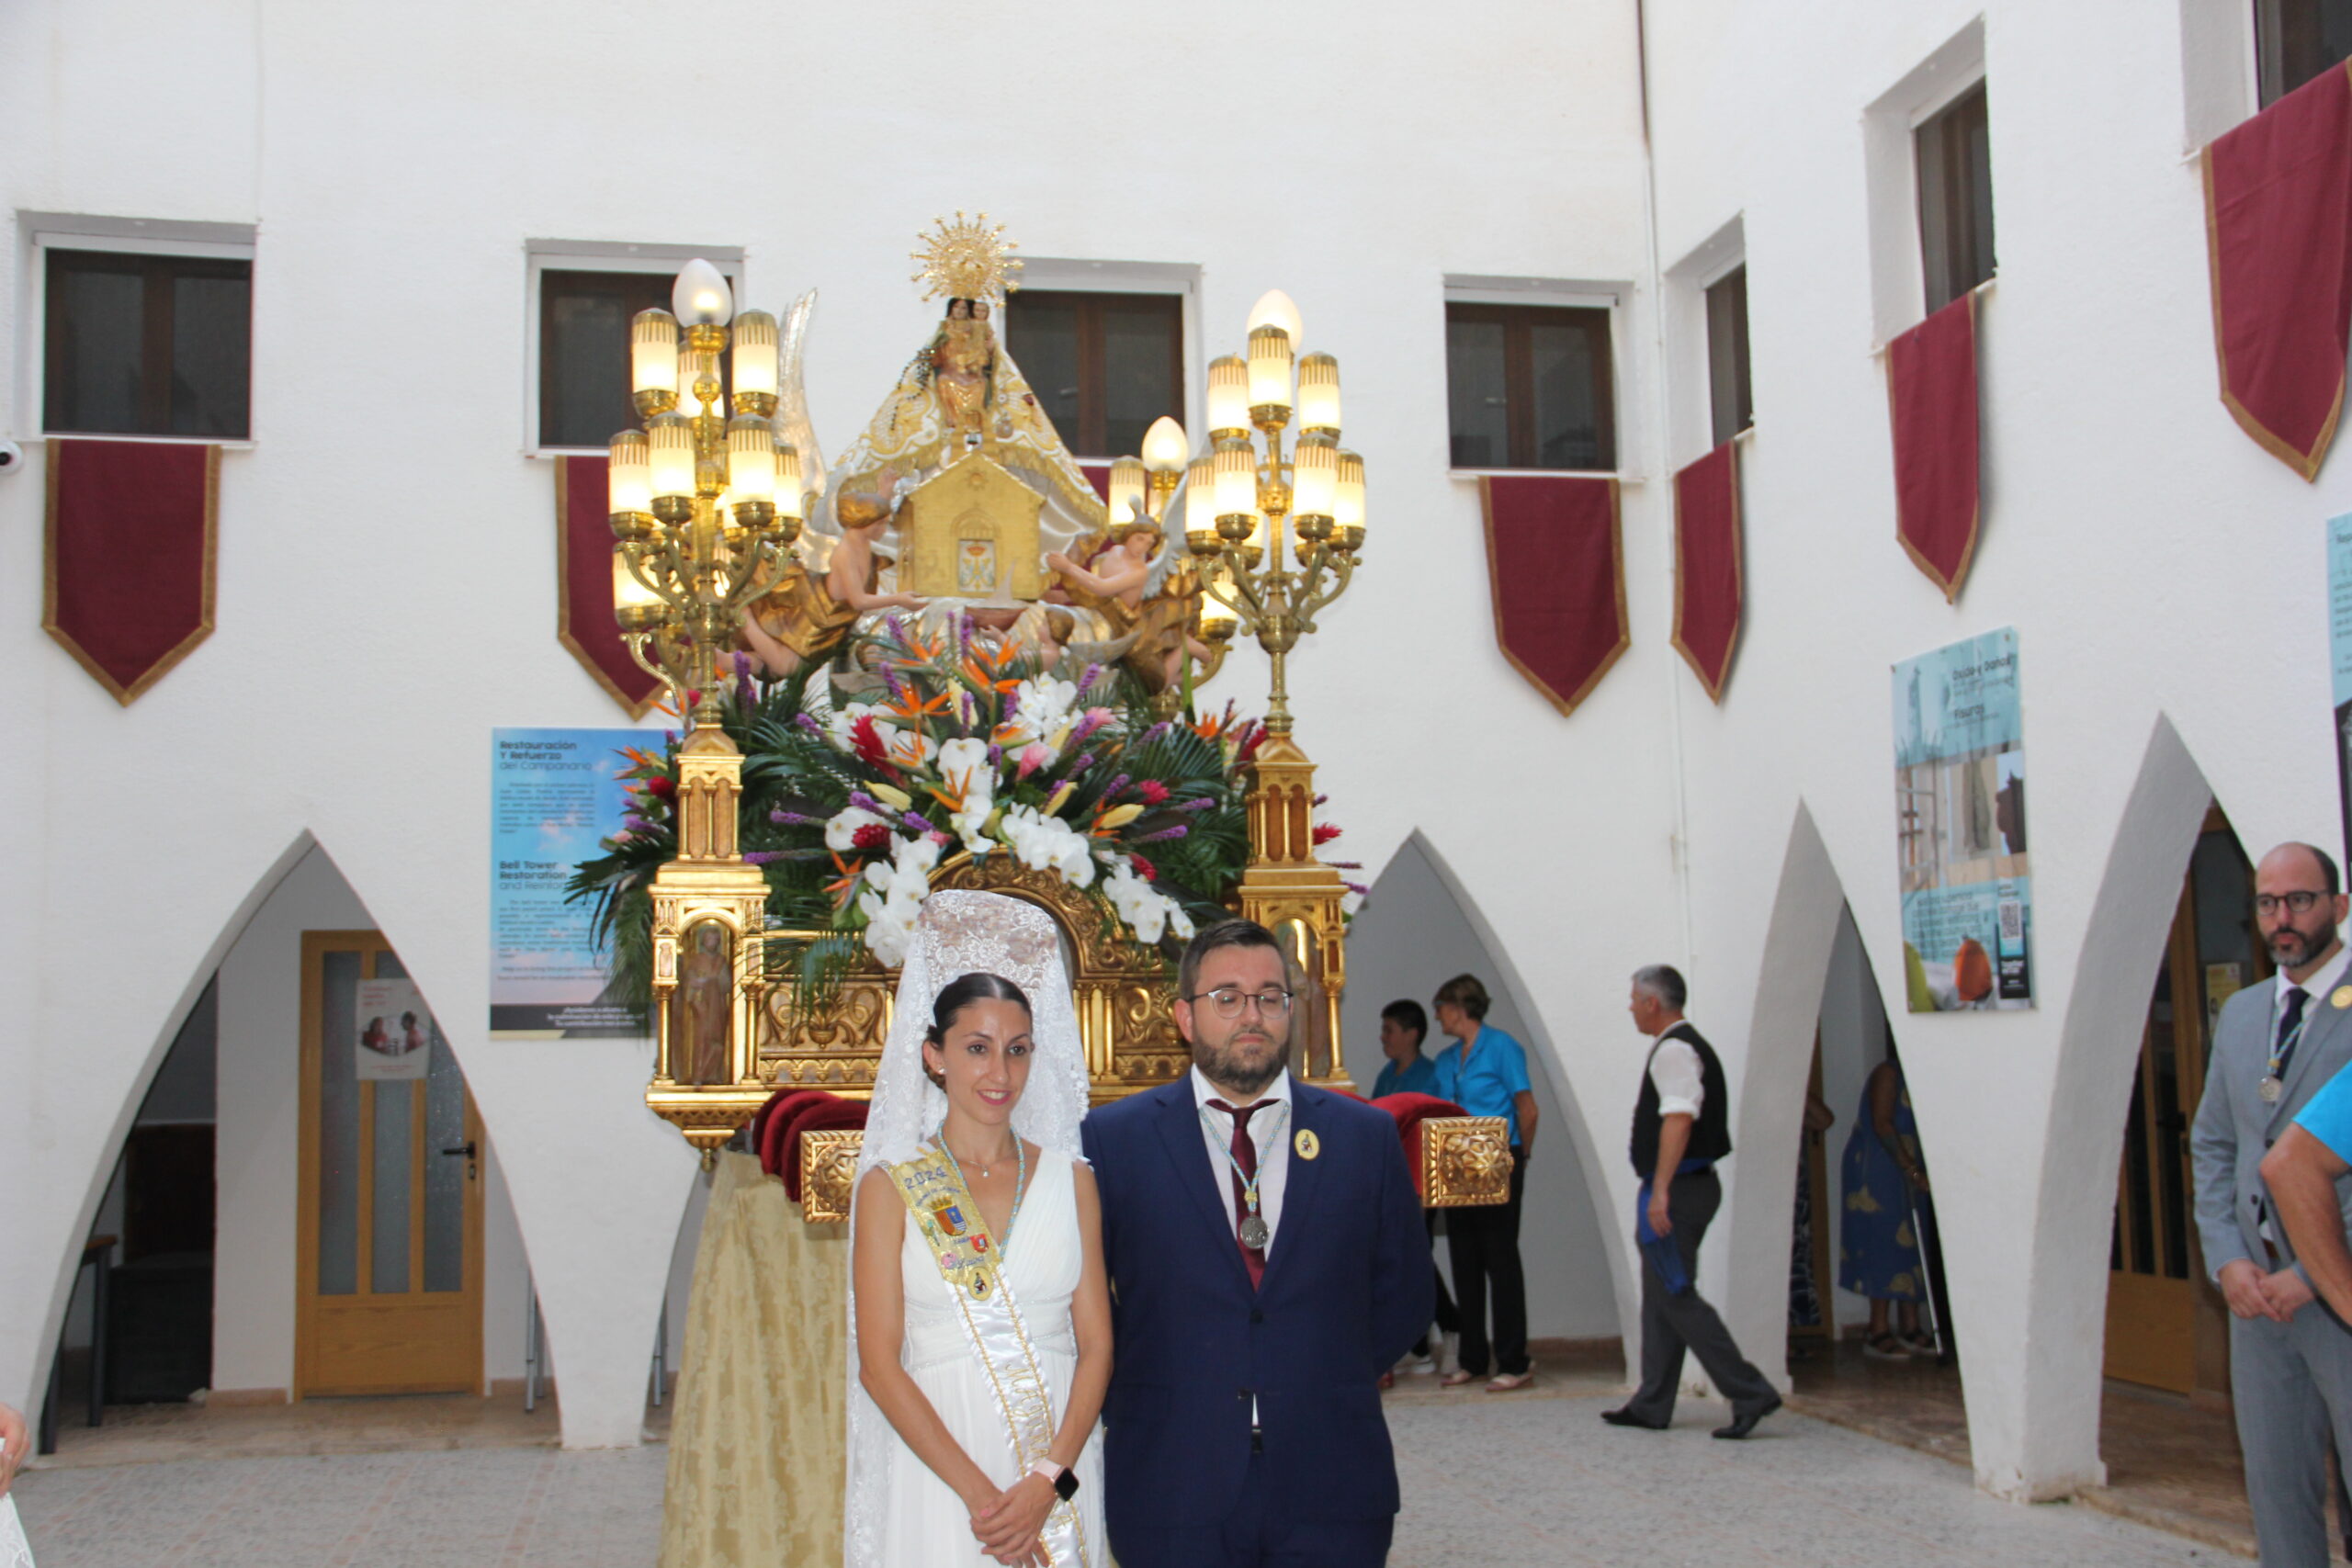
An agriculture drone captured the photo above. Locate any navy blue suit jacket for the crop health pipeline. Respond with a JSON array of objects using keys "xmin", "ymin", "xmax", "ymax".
[{"xmin": 1080, "ymin": 1076, "xmax": 1432, "ymax": 1537}]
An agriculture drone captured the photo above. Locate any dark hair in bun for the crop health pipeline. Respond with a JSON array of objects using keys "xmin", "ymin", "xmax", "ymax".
[{"xmin": 924, "ymin": 972, "xmax": 1032, "ymax": 1054}]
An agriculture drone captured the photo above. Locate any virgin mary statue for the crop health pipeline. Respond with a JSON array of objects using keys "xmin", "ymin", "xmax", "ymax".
[{"xmin": 801, "ymin": 217, "xmax": 1114, "ymax": 654}]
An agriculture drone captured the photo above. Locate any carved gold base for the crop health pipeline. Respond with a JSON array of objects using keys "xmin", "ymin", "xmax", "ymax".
[{"xmin": 1418, "ymin": 1116, "xmax": 1515, "ymax": 1208}]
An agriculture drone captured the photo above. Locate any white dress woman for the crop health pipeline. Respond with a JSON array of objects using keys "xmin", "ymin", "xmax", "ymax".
[{"xmin": 845, "ymin": 891, "xmax": 1111, "ymax": 1568}]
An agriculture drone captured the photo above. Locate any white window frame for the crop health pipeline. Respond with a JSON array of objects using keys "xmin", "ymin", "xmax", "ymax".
[
  {"xmin": 1442, "ymin": 274, "xmax": 1642, "ymax": 481},
  {"xmin": 1664, "ymin": 217, "xmax": 1751, "ymax": 469},
  {"xmin": 1000, "ymin": 259, "xmax": 1200, "ymax": 459},
  {"xmin": 1861, "ymin": 19, "xmax": 1989, "ymax": 348},
  {"xmin": 19, "ymin": 212, "xmax": 259, "ymax": 448},
  {"xmin": 524, "ymin": 241, "xmax": 744, "ymax": 457}
]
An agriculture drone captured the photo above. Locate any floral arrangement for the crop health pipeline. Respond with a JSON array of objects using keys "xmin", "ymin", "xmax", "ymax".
[{"xmin": 569, "ymin": 616, "xmax": 1280, "ymax": 1001}]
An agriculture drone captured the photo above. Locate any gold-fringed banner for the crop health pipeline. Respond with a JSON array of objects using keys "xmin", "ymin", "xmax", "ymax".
[
  {"xmin": 1479, "ymin": 474, "xmax": 1628, "ymax": 716},
  {"xmin": 43, "ymin": 438, "xmax": 219, "ymax": 705}
]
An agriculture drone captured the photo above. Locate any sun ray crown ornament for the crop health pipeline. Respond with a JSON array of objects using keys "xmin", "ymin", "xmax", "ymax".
[{"xmin": 910, "ymin": 211, "xmax": 1023, "ymax": 305}]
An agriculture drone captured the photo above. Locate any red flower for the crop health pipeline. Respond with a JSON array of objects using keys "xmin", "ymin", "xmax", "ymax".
[
  {"xmin": 1313, "ymin": 824, "xmax": 1343, "ymax": 846},
  {"xmin": 646, "ymin": 775, "xmax": 676, "ymax": 798},
  {"xmin": 1237, "ymin": 727, "xmax": 1265, "ymax": 765},
  {"xmin": 850, "ymin": 715, "xmax": 889, "ymax": 768},
  {"xmin": 852, "ymin": 823, "xmax": 891, "ymax": 853},
  {"xmin": 1137, "ymin": 780, "xmax": 1170, "ymax": 806},
  {"xmin": 1129, "ymin": 853, "xmax": 1158, "ymax": 882}
]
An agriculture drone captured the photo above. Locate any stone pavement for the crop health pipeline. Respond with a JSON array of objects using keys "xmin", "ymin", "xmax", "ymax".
[{"xmin": 11, "ymin": 1393, "xmax": 2231, "ymax": 1567}]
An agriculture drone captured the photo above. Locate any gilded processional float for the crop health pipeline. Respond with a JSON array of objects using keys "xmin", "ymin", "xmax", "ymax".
[{"xmin": 568, "ymin": 217, "xmax": 1514, "ymax": 1216}]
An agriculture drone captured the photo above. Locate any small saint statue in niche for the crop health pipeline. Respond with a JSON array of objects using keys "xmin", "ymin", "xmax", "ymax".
[{"xmin": 673, "ymin": 921, "xmax": 733, "ymax": 1086}]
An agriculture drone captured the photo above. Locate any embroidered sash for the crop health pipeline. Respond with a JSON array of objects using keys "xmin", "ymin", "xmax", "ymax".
[{"xmin": 891, "ymin": 1147, "xmax": 1088, "ymax": 1566}]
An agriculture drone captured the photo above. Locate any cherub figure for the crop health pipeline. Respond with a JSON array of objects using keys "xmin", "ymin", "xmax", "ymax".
[{"xmin": 1046, "ymin": 508, "xmax": 1159, "ymax": 622}]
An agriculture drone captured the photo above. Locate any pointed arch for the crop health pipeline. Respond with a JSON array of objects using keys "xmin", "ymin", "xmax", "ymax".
[
  {"xmin": 1718, "ymin": 803, "xmax": 1854, "ymax": 1384},
  {"xmin": 2009, "ymin": 715, "xmax": 2218, "ymax": 1495},
  {"xmin": 27, "ymin": 829, "xmax": 325, "ymax": 1416},
  {"xmin": 1344, "ymin": 829, "xmax": 1637, "ymax": 1345}
]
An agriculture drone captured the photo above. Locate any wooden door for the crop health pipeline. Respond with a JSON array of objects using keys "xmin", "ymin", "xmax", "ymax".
[
  {"xmin": 2105, "ymin": 813, "xmax": 2262, "ymax": 1394},
  {"xmin": 296, "ymin": 931, "xmax": 483, "ymax": 1396}
]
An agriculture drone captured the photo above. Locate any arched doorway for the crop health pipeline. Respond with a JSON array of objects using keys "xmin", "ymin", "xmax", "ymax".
[
  {"xmin": 1340, "ymin": 831, "xmax": 1629, "ymax": 1359},
  {"xmin": 2104, "ymin": 804, "xmax": 2259, "ymax": 1399}
]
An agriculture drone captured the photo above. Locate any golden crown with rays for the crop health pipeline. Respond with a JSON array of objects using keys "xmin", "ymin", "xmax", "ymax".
[{"xmin": 910, "ymin": 211, "xmax": 1023, "ymax": 304}]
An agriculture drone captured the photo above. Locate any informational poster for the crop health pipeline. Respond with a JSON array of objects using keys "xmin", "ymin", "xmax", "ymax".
[
  {"xmin": 491, "ymin": 728, "xmax": 660, "ymax": 1036},
  {"xmin": 2325, "ymin": 512, "xmax": 2352, "ymax": 867},
  {"xmin": 1893, "ymin": 627, "xmax": 2033, "ymax": 1011},
  {"xmin": 356, "ymin": 978, "xmax": 432, "ymax": 1081}
]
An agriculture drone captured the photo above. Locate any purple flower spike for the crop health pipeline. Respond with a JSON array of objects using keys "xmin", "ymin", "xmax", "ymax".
[
  {"xmin": 1345, "ymin": 881, "xmax": 1371, "ymax": 897},
  {"xmin": 1001, "ymin": 686, "xmax": 1021, "ymax": 722},
  {"xmin": 901, "ymin": 811, "xmax": 932, "ymax": 833},
  {"xmin": 1077, "ymin": 662, "xmax": 1104, "ymax": 694},
  {"xmin": 1175, "ymin": 796, "xmax": 1216, "ymax": 813},
  {"xmin": 987, "ymin": 743, "xmax": 1003, "ymax": 766},
  {"xmin": 1138, "ymin": 825, "xmax": 1190, "ymax": 842},
  {"xmin": 743, "ymin": 851, "xmax": 784, "ymax": 865},
  {"xmin": 1102, "ymin": 773, "xmax": 1131, "ymax": 799},
  {"xmin": 733, "ymin": 651, "xmax": 753, "ymax": 678},
  {"xmin": 1312, "ymin": 793, "xmax": 1329, "ymax": 807},
  {"xmin": 848, "ymin": 791, "xmax": 887, "ymax": 816},
  {"xmin": 771, "ymin": 809, "xmax": 825, "ymax": 826},
  {"xmin": 794, "ymin": 711, "xmax": 822, "ymax": 733},
  {"xmin": 1068, "ymin": 753, "xmax": 1096, "ymax": 773}
]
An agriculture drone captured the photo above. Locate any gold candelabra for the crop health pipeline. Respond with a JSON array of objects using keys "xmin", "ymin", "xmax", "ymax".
[
  {"xmin": 605, "ymin": 259, "xmax": 809, "ymax": 727},
  {"xmin": 1179, "ymin": 291, "xmax": 1366, "ymax": 735}
]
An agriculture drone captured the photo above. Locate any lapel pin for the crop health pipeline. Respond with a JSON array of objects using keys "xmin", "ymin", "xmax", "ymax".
[
  {"xmin": 2334, "ymin": 986, "xmax": 2352, "ymax": 1010},
  {"xmin": 1294, "ymin": 1128, "xmax": 1320, "ymax": 1161}
]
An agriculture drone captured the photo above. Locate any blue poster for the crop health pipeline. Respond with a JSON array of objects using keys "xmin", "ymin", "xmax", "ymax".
[
  {"xmin": 1892, "ymin": 628, "xmax": 2033, "ymax": 1011},
  {"xmin": 490, "ymin": 728, "xmax": 660, "ymax": 1036},
  {"xmin": 2326, "ymin": 513, "xmax": 2352, "ymax": 866}
]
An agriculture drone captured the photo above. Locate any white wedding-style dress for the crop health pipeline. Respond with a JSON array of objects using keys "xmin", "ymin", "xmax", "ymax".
[
  {"xmin": 879, "ymin": 1148, "xmax": 1104, "ymax": 1566},
  {"xmin": 845, "ymin": 890, "xmax": 1107, "ymax": 1568}
]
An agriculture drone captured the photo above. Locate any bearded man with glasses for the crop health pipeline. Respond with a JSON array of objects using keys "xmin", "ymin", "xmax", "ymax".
[
  {"xmin": 1080, "ymin": 919, "xmax": 1430, "ymax": 1568},
  {"xmin": 2191, "ymin": 840, "xmax": 2352, "ymax": 1567}
]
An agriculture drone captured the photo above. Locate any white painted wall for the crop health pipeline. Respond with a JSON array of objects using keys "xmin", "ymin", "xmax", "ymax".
[
  {"xmin": 1341, "ymin": 834, "xmax": 1622, "ymax": 1342},
  {"xmin": 1, "ymin": 0, "xmax": 2338, "ymax": 1501}
]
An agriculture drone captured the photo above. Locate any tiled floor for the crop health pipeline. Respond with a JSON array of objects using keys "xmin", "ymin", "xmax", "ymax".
[
  {"xmin": 14, "ymin": 1447, "xmax": 663, "ymax": 1568},
  {"xmin": 1786, "ymin": 1336, "xmax": 2311, "ymax": 1559},
  {"xmin": 10, "ymin": 1366, "xmax": 2233, "ymax": 1568}
]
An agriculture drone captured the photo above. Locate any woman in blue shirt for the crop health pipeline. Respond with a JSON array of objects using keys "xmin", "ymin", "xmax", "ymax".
[{"xmin": 1430, "ymin": 974, "xmax": 1538, "ymax": 1391}]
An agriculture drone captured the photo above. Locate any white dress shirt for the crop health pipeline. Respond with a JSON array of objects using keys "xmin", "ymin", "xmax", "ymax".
[
  {"xmin": 2275, "ymin": 943, "xmax": 2351, "ymax": 1054},
  {"xmin": 1647, "ymin": 1026, "xmax": 1705, "ymax": 1119},
  {"xmin": 1191, "ymin": 1065, "xmax": 1294, "ymax": 1250}
]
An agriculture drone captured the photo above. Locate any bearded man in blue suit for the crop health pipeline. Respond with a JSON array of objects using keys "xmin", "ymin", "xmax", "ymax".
[{"xmin": 1080, "ymin": 918, "xmax": 1432, "ymax": 1567}]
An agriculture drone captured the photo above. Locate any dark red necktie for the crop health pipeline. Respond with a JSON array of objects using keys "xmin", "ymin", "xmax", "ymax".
[{"xmin": 1209, "ymin": 1098, "xmax": 1269, "ymax": 1287}]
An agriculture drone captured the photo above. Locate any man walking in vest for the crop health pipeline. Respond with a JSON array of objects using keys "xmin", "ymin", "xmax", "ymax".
[{"xmin": 1602, "ymin": 964, "xmax": 1782, "ymax": 1438}]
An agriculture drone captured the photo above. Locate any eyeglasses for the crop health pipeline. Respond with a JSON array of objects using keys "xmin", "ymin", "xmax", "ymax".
[
  {"xmin": 1186, "ymin": 987, "xmax": 1295, "ymax": 1019},
  {"xmin": 2256, "ymin": 890, "xmax": 2331, "ymax": 916}
]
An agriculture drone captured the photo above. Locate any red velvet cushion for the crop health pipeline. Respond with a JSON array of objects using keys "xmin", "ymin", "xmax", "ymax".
[
  {"xmin": 757, "ymin": 1091, "xmax": 833, "ymax": 1179},
  {"xmin": 750, "ymin": 1088, "xmax": 827, "ymax": 1160}
]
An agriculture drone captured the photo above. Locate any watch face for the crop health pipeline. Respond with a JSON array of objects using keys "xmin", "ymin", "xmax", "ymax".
[{"xmin": 1053, "ymin": 1468, "xmax": 1080, "ymax": 1502}]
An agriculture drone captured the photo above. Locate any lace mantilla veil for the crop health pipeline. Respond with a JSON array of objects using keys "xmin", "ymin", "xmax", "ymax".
[{"xmin": 843, "ymin": 889, "xmax": 1091, "ymax": 1568}]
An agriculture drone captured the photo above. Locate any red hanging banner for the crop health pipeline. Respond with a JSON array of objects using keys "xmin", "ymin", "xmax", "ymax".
[
  {"xmin": 43, "ymin": 439, "xmax": 219, "ymax": 705},
  {"xmin": 2203, "ymin": 61, "xmax": 2352, "ymax": 480},
  {"xmin": 1887, "ymin": 292, "xmax": 1982, "ymax": 603},
  {"xmin": 1671, "ymin": 442, "xmax": 1743, "ymax": 703},
  {"xmin": 1479, "ymin": 474, "xmax": 1629, "ymax": 716},
  {"xmin": 556, "ymin": 456, "xmax": 665, "ymax": 717}
]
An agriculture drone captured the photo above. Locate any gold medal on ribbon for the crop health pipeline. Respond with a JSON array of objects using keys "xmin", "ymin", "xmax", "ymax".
[
  {"xmin": 2333, "ymin": 985, "xmax": 2352, "ymax": 1010},
  {"xmin": 1294, "ymin": 1128, "xmax": 1320, "ymax": 1161}
]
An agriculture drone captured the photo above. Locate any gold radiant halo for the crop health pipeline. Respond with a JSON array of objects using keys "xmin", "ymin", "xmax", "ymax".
[{"xmin": 910, "ymin": 211, "xmax": 1023, "ymax": 304}]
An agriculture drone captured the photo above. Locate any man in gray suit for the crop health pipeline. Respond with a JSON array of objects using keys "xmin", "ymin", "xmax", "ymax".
[{"xmin": 2192, "ymin": 841, "xmax": 2352, "ymax": 1567}]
